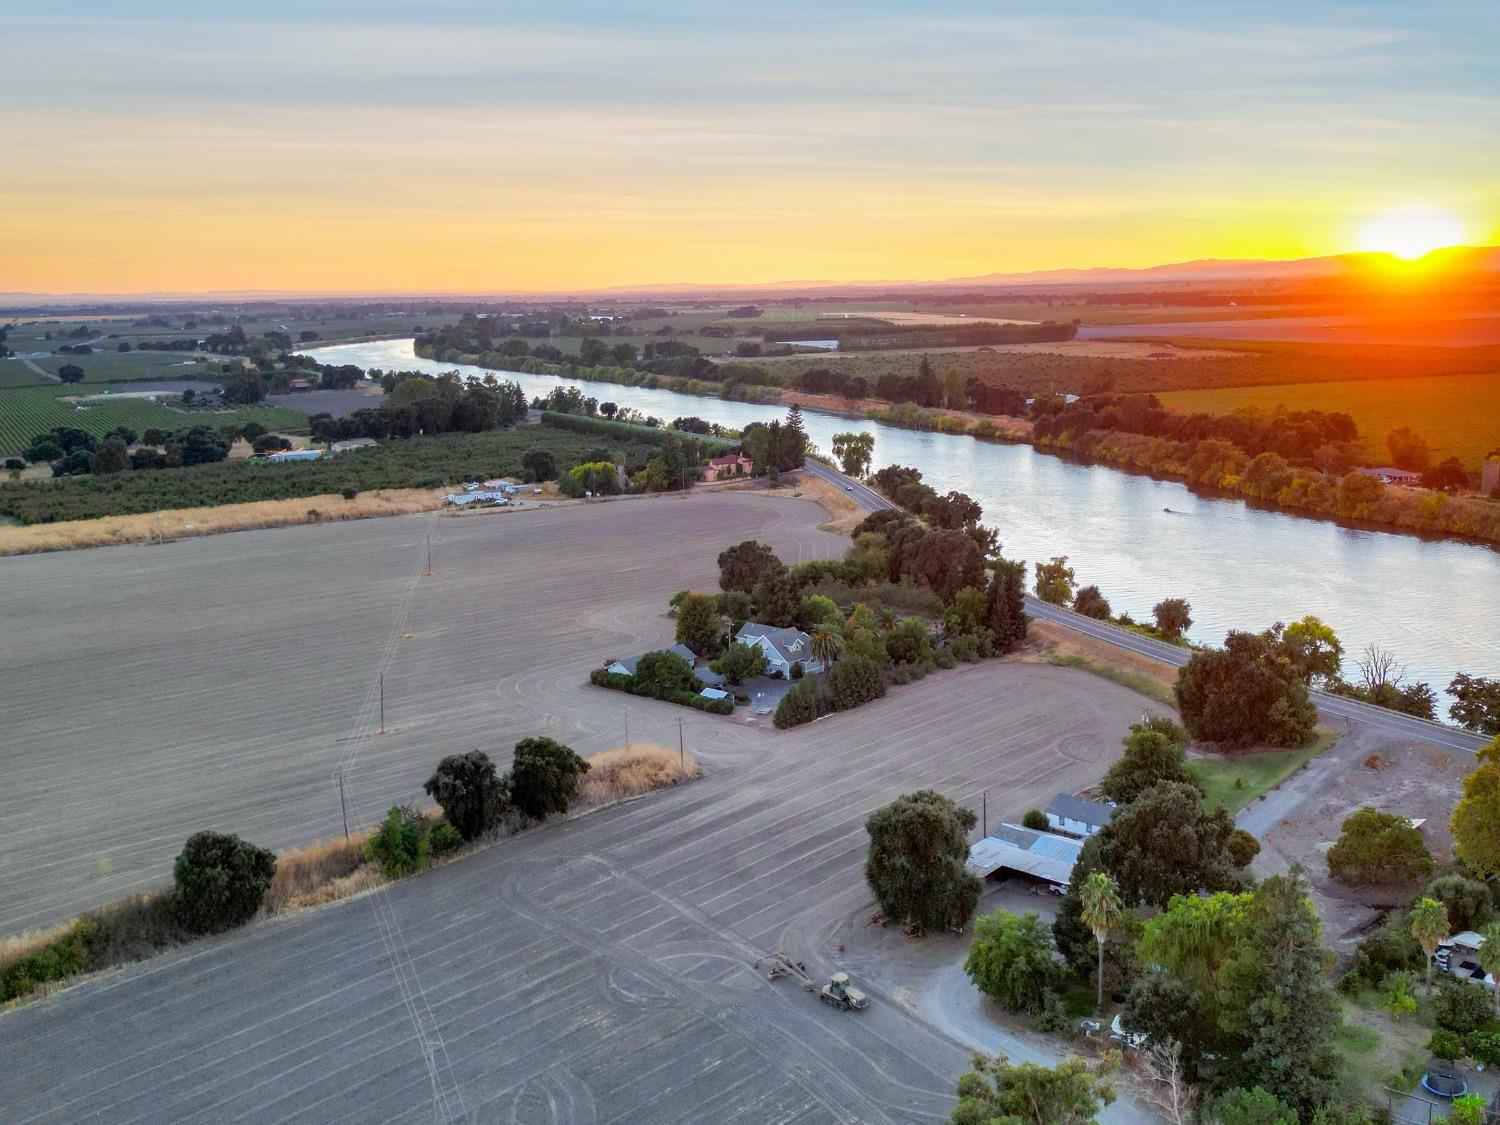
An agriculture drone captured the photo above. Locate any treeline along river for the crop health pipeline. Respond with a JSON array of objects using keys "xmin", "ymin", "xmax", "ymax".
[{"xmin": 307, "ymin": 340, "xmax": 1498, "ymax": 715}]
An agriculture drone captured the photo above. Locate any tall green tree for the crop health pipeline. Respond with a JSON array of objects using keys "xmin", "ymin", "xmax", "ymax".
[
  {"xmin": 1480, "ymin": 923, "xmax": 1500, "ymax": 1020},
  {"xmin": 864, "ymin": 790, "xmax": 980, "ymax": 933},
  {"xmin": 1079, "ymin": 872, "xmax": 1124, "ymax": 1015},
  {"xmin": 1410, "ymin": 897, "xmax": 1450, "ymax": 991},
  {"xmin": 1326, "ymin": 807, "xmax": 1432, "ymax": 886},
  {"xmin": 1098, "ymin": 781, "xmax": 1254, "ymax": 907},
  {"xmin": 964, "ymin": 910, "xmax": 1062, "ymax": 1014},
  {"xmin": 984, "ymin": 557, "xmax": 1029, "ymax": 652},
  {"xmin": 1175, "ymin": 631, "xmax": 1318, "ymax": 748},
  {"xmin": 1152, "ymin": 597, "xmax": 1192, "ymax": 641},
  {"xmin": 951, "ymin": 1052, "xmax": 1117, "ymax": 1125},
  {"xmin": 1451, "ymin": 736, "xmax": 1500, "ymax": 876},
  {"xmin": 1034, "ymin": 556, "xmax": 1075, "ymax": 605},
  {"xmin": 675, "ymin": 592, "xmax": 726, "ymax": 657},
  {"xmin": 173, "ymin": 831, "xmax": 277, "ymax": 933},
  {"xmin": 1099, "ymin": 728, "xmax": 1203, "ymax": 805},
  {"xmin": 509, "ymin": 738, "xmax": 590, "ymax": 820},
  {"xmin": 423, "ymin": 750, "xmax": 509, "ymax": 842},
  {"xmin": 1269, "ymin": 616, "xmax": 1344, "ymax": 685},
  {"xmin": 830, "ymin": 431, "xmax": 876, "ymax": 478},
  {"xmin": 711, "ymin": 641, "xmax": 766, "ymax": 685},
  {"xmin": 1216, "ymin": 868, "xmax": 1340, "ymax": 1116},
  {"xmin": 1448, "ymin": 674, "xmax": 1500, "ymax": 736},
  {"xmin": 717, "ymin": 539, "xmax": 786, "ymax": 593}
]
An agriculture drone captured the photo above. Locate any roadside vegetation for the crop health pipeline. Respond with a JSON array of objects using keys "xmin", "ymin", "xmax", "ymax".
[{"xmin": 0, "ymin": 741, "xmax": 696, "ymax": 1009}]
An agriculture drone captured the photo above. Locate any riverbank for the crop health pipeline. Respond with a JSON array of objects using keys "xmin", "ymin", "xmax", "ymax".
[{"xmin": 421, "ymin": 342, "xmax": 1499, "ymax": 548}]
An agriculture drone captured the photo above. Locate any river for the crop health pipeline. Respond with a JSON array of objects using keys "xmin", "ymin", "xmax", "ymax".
[{"xmin": 306, "ymin": 339, "xmax": 1498, "ymax": 713}]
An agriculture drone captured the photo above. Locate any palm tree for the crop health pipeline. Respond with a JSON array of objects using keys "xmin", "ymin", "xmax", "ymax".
[
  {"xmin": 1479, "ymin": 922, "xmax": 1500, "ymax": 1018},
  {"xmin": 810, "ymin": 629, "xmax": 843, "ymax": 669},
  {"xmin": 1410, "ymin": 897, "xmax": 1450, "ymax": 992},
  {"xmin": 1079, "ymin": 871, "xmax": 1124, "ymax": 1015}
]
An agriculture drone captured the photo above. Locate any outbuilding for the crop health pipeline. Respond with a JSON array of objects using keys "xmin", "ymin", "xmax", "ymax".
[
  {"xmin": 1045, "ymin": 793, "xmax": 1115, "ymax": 838},
  {"xmin": 965, "ymin": 823, "xmax": 1084, "ymax": 890}
]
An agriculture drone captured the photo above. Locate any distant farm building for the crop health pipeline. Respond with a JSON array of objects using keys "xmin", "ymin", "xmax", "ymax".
[
  {"xmin": 329, "ymin": 438, "xmax": 377, "ymax": 455},
  {"xmin": 703, "ymin": 452, "xmax": 753, "ymax": 482},
  {"xmin": 1358, "ymin": 466, "xmax": 1422, "ymax": 486},
  {"xmin": 966, "ymin": 823, "xmax": 1084, "ymax": 890},
  {"xmin": 289, "ymin": 378, "xmax": 313, "ymax": 392},
  {"xmin": 262, "ymin": 448, "xmax": 322, "ymax": 463},
  {"xmin": 1044, "ymin": 794, "xmax": 1114, "ymax": 838}
]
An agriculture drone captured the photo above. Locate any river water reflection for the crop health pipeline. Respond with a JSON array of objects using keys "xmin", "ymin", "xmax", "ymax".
[{"xmin": 307, "ymin": 339, "xmax": 1498, "ymax": 712}]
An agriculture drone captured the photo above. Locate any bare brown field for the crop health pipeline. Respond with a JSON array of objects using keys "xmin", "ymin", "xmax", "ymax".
[
  {"xmin": 0, "ymin": 487, "xmax": 446, "ymax": 556},
  {"xmin": 577, "ymin": 744, "xmax": 700, "ymax": 806},
  {"xmin": 716, "ymin": 469, "xmax": 869, "ymax": 533}
]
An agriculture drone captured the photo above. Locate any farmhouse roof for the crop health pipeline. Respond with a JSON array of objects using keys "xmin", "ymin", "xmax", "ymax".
[
  {"xmin": 735, "ymin": 622, "xmax": 813, "ymax": 661},
  {"xmin": 1045, "ymin": 793, "xmax": 1115, "ymax": 828},
  {"xmin": 965, "ymin": 824, "xmax": 1083, "ymax": 886}
]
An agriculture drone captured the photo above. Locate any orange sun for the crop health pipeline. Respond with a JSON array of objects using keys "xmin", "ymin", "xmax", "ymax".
[{"xmin": 1358, "ymin": 205, "xmax": 1465, "ymax": 260}]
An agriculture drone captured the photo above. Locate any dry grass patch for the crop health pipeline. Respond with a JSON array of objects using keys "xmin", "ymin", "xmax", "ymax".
[
  {"xmin": 580, "ymin": 744, "xmax": 700, "ymax": 807},
  {"xmin": 263, "ymin": 829, "xmax": 380, "ymax": 914},
  {"xmin": 0, "ymin": 488, "xmax": 446, "ymax": 556},
  {"xmin": 1023, "ymin": 619, "xmax": 1179, "ymax": 704}
]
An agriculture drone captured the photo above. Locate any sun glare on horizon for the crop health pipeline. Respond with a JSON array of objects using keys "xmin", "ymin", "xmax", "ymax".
[{"xmin": 1357, "ymin": 204, "xmax": 1465, "ymax": 260}]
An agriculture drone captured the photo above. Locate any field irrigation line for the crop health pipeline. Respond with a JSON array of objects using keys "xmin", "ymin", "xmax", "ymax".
[{"xmin": 326, "ymin": 510, "xmax": 468, "ymax": 1123}]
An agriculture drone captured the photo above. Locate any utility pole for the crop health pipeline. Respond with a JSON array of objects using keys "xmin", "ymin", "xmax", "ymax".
[
  {"xmin": 677, "ymin": 716, "xmax": 685, "ymax": 775},
  {"xmin": 982, "ymin": 790, "xmax": 987, "ymax": 837},
  {"xmin": 425, "ymin": 532, "xmax": 433, "ymax": 577},
  {"xmin": 338, "ymin": 774, "xmax": 350, "ymax": 840},
  {"xmin": 378, "ymin": 673, "xmax": 386, "ymax": 735}
]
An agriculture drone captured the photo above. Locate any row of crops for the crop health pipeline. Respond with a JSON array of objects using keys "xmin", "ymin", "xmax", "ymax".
[
  {"xmin": 0, "ymin": 387, "xmax": 307, "ymax": 455},
  {"xmin": 0, "ymin": 426, "xmax": 665, "ymax": 524}
]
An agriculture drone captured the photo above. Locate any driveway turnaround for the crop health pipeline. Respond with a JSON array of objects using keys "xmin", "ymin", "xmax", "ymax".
[{"xmin": 0, "ymin": 491, "xmax": 1158, "ymax": 1122}]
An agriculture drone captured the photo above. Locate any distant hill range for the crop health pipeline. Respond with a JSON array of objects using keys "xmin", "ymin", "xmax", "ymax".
[{"xmin": 3, "ymin": 246, "xmax": 1497, "ymax": 306}]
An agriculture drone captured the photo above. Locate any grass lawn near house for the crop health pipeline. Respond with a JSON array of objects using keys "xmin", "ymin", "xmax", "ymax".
[
  {"xmin": 1189, "ymin": 728, "xmax": 1337, "ymax": 813},
  {"xmin": 1335, "ymin": 990, "xmax": 1436, "ymax": 1107}
]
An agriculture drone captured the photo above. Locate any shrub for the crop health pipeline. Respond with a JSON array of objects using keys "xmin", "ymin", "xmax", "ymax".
[
  {"xmin": 172, "ymin": 831, "xmax": 277, "ymax": 934},
  {"xmin": 1073, "ymin": 585, "xmax": 1111, "ymax": 620},
  {"xmin": 364, "ymin": 805, "xmax": 430, "ymax": 878},
  {"xmin": 1022, "ymin": 809, "xmax": 1049, "ymax": 831},
  {"xmin": 341, "ymin": 486, "xmax": 359, "ymax": 500},
  {"xmin": 865, "ymin": 790, "xmax": 980, "ymax": 933},
  {"xmin": 0, "ymin": 922, "xmax": 96, "ymax": 1001},
  {"xmin": 1327, "ymin": 807, "xmax": 1432, "ymax": 886},
  {"xmin": 963, "ymin": 910, "xmax": 1063, "ymax": 1014},
  {"xmin": 1204, "ymin": 1087, "xmax": 1298, "ymax": 1124},
  {"xmin": 827, "ymin": 653, "xmax": 887, "ymax": 711},
  {"xmin": 1466, "ymin": 1030, "xmax": 1500, "ymax": 1066},
  {"xmin": 1430, "ymin": 1029, "xmax": 1466, "ymax": 1061},
  {"xmin": 1424, "ymin": 874, "xmax": 1494, "ymax": 932},
  {"xmin": 510, "ymin": 737, "xmax": 591, "ymax": 820},
  {"xmin": 429, "ymin": 822, "xmax": 464, "ymax": 855},
  {"xmin": 1435, "ymin": 979, "xmax": 1493, "ymax": 1035},
  {"xmin": 884, "ymin": 616, "xmax": 932, "ymax": 665},
  {"xmin": 773, "ymin": 676, "xmax": 827, "ymax": 728},
  {"xmin": 1344, "ymin": 913, "xmax": 1424, "ymax": 988},
  {"xmin": 790, "ymin": 661, "xmax": 804, "ymax": 680},
  {"xmin": 423, "ymin": 750, "xmax": 509, "ymax": 842}
]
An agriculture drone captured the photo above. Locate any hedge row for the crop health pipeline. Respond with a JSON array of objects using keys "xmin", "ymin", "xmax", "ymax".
[{"xmin": 589, "ymin": 668, "xmax": 735, "ymax": 715}]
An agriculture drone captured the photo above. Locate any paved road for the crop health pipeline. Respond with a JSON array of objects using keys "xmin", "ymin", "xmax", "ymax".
[
  {"xmin": 806, "ymin": 461, "xmax": 1489, "ymax": 754},
  {"xmin": 0, "ymin": 491, "xmax": 1161, "ymax": 1123}
]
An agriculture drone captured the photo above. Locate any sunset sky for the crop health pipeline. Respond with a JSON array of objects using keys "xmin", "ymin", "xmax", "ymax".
[{"xmin": 3, "ymin": 1, "xmax": 1497, "ymax": 294}]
